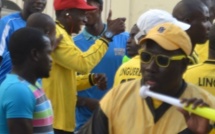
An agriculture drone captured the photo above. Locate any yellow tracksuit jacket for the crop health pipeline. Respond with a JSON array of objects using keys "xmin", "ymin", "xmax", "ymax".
[{"xmin": 42, "ymin": 22, "xmax": 109, "ymax": 132}]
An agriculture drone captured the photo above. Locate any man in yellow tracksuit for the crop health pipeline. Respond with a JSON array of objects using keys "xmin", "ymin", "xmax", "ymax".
[{"xmin": 42, "ymin": 0, "xmax": 126, "ymax": 133}]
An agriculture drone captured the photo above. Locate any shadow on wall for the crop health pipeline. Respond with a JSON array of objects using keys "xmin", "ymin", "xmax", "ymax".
[{"xmin": 2, "ymin": 0, "xmax": 21, "ymax": 17}]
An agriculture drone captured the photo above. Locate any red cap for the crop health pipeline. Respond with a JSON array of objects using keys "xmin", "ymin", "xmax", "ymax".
[{"xmin": 54, "ymin": 0, "xmax": 97, "ymax": 11}]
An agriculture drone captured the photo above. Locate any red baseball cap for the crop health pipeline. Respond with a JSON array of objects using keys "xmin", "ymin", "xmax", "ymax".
[{"xmin": 54, "ymin": 0, "xmax": 97, "ymax": 11}]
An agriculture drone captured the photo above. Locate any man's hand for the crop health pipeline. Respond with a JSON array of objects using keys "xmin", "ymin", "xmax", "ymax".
[
  {"xmin": 93, "ymin": 73, "xmax": 107, "ymax": 90},
  {"xmin": 178, "ymin": 98, "xmax": 210, "ymax": 134},
  {"xmin": 85, "ymin": 98, "xmax": 99, "ymax": 112},
  {"xmin": 77, "ymin": 97, "xmax": 99, "ymax": 112},
  {"xmin": 105, "ymin": 10, "xmax": 126, "ymax": 36},
  {"xmin": 52, "ymin": 34, "xmax": 63, "ymax": 51}
]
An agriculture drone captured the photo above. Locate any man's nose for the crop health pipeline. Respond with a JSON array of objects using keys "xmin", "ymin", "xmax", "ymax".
[{"xmin": 145, "ymin": 58, "xmax": 159, "ymax": 71}]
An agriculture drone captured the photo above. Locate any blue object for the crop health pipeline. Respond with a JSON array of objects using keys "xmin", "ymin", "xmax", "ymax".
[
  {"xmin": 0, "ymin": 12, "xmax": 26, "ymax": 83},
  {"xmin": 74, "ymin": 26, "xmax": 129, "ymax": 130},
  {"xmin": 0, "ymin": 74, "xmax": 35, "ymax": 133}
]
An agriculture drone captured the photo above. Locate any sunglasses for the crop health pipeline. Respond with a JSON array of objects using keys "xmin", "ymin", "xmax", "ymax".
[{"xmin": 138, "ymin": 49, "xmax": 189, "ymax": 67}]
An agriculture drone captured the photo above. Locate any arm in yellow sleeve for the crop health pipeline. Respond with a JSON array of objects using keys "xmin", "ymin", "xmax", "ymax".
[
  {"xmin": 76, "ymin": 74, "xmax": 95, "ymax": 91},
  {"xmin": 52, "ymin": 25, "xmax": 109, "ymax": 74}
]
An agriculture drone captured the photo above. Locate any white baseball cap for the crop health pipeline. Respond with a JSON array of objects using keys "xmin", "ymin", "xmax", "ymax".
[{"xmin": 135, "ymin": 9, "xmax": 191, "ymax": 43}]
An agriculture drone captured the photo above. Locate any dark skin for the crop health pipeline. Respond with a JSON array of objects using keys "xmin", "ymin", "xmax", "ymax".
[
  {"xmin": 11, "ymin": 36, "xmax": 52, "ymax": 85},
  {"xmin": 179, "ymin": 98, "xmax": 210, "ymax": 134},
  {"xmin": 75, "ymin": 1, "xmax": 108, "ymax": 111},
  {"xmin": 26, "ymin": 12, "xmax": 63, "ymax": 50},
  {"xmin": 21, "ymin": 0, "xmax": 47, "ymax": 20},
  {"xmin": 208, "ymin": 24, "xmax": 215, "ymax": 59},
  {"xmin": 83, "ymin": 0, "xmax": 108, "ymax": 90},
  {"xmin": 66, "ymin": 1, "xmax": 125, "ymax": 111},
  {"xmin": 56, "ymin": 8, "xmax": 126, "ymax": 41},
  {"xmin": 57, "ymin": 7, "xmax": 112, "ymax": 111},
  {"xmin": 140, "ymin": 40, "xmax": 189, "ymax": 96},
  {"xmin": 8, "ymin": 36, "xmax": 52, "ymax": 134},
  {"xmin": 77, "ymin": 73, "xmax": 107, "ymax": 112},
  {"xmin": 57, "ymin": 9, "xmax": 87, "ymax": 34},
  {"xmin": 210, "ymin": 0, "xmax": 215, "ymax": 22},
  {"xmin": 173, "ymin": 0, "xmax": 211, "ymax": 51},
  {"xmin": 8, "ymin": 119, "xmax": 33, "ymax": 134},
  {"xmin": 85, "ymin": 0, "xmax": 104, "ymax": 36},
  {"xmin": 200, "ymin": 0, "xmax": 215, "ymax": 23},
  {"xmin": 208, "ymin": 48, "xmax": 215, "ymax": 59},
  {"xmin": 93, "ymin": 73, "xmax": 107, "ymax": 90},
  {"xmin": 126, "ymin": 24, "xmax": 140, "ymax": 58},
  {"xmin": 140, "ymin": 40, "xmax": 210, "ymax": 133}
]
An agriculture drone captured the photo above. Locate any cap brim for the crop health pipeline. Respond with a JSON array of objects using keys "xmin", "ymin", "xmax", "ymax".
[
  {"xmin": 139, "ymin": 34, "xmax": 179, "ymax": 50},
  {"xmin": 135, "ymin": 31, "xmax": 146, "ymax": 44},
  {"xmin": 77, "ymin": 4, "xmax": 97, "ymax": 10},
  {"xmin": 174, "ymin": 20, "xmax": 190, "ymax": 31}
]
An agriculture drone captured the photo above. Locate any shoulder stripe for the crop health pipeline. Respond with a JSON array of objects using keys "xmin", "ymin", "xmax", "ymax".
[
  {"xmin": 0, "ymin": 24, "xmax": 10, "ymax": 56},
  {"xmin": 0, "ymin": 16, "xmax": 24, "ymax": 56},
  {"xmin": 204, "ymin": 60, "xmax": 215, "ymax": 64}
]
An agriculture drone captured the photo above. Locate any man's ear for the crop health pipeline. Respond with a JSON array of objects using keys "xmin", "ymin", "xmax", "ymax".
[
  {"xmin": 184, "ymin": 17, "xmax": 191, "ymax": 24},
  {"xmin": 63, "ymin": 9, "xmax": 72, "ymax": 19},
  {"xmin": 65, "ymin": 13, "xmax": 72, "ymax": 21},
  {"xmin": 30, "ymin": 49, "xmax": 40, "ymax": 62},
  {"xmin": 181, "ymin": 58, "xmax": 190, "ymax": 74}
]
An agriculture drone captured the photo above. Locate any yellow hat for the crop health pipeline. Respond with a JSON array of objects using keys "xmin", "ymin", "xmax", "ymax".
[{"xmin": 139, "ymin": 22, "xmax": 192, "ymax": 56}]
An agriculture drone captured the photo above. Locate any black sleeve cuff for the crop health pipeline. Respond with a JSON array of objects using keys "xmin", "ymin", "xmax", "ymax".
[
  {"xmin": 89, "ymin": 74, "xmax": 95, "ymax": 86},
  {"xmin": 99, "ymin": 37, "xmax": 110, "ymax": 47}
]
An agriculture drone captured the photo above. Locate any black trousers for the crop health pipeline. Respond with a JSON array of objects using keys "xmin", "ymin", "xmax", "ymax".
[{"xmin": 54, "ymin": 129, "xmax": 74, "ymax": 134}]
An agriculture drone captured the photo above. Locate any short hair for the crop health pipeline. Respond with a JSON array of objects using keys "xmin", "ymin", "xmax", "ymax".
[
  {"xmin": 26, "ymin": 13, "xmax": 54, "ymax": 34},
  {"xmin": 173, "ymin": 0, "xmax": 206, "ymax": 20},
  {"xmin": 88, "ymin": 0, "xmax": 103, "ymax": 5},
  {"xmin": 9, "ymin": 27, "xmax": 47, "ymax": 66},
  {"xmin": 209, "ymin": 24, "xmax": 215, "ymax": 50}
]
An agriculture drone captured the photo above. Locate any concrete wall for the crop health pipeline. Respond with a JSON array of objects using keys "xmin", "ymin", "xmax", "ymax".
[
  {"xmin": 10, "ymin": 0, "xmax": 180, "ymax": 31},
  {"xmin": 110, "ymin": 0, "xmax": 180, "ymax": 31}
]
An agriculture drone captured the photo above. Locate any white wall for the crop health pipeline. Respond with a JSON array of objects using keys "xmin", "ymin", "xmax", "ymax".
[
  {"xmin": 9, "ymin": 0, "xmax": 55, "ymax": 17},
  {"xmin": 10, "ymin": 0, "xmax": 180, "ymax": 31},
  {"xmin": 110, "ymin": 0, "xmax": 180, "ymax": 30}
]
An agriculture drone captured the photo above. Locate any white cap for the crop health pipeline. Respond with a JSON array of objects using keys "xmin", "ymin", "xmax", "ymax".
[{"xmin": 135, "ymin": 9, "xmax": 190, "ymax": 43}]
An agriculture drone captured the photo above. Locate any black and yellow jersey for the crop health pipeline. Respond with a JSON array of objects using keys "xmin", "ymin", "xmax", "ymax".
[
  {"xmin": 78, "ymin": 80, "xmax": 215, "ymax": 134},
  {"xmin": 184, "ymin": 59, "xmax": 215, "ymax": 96}
]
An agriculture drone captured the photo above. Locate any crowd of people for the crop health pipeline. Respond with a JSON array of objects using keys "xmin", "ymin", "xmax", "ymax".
[{"xmin": 0, "ymin": 0, "xmax": 214, "ymax": 134}]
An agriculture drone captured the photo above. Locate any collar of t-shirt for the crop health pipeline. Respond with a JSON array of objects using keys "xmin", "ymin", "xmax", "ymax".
[
  {"xmin": 55, "ymin": 20, "xmax": 65, "ymax": 29},
  {"xmin": 82, "ymin": 24, "xmax": 107, "ymax": 41},
  {"xmin": 189, "ymin": 50, "xmax": 199, "ymax": 65},
  {"xmin": 152, "ymin": 99, "xmax": 162, "ymax": 109}
]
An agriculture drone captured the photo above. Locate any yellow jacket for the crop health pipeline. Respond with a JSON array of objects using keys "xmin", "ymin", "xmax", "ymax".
[
  {"xmin": 194, "ymin": 40, "xmax": 209, "ymax": 63},
  {"xmin": 42, "ymin": 22, "xmax": 109, "ymax": 132}
]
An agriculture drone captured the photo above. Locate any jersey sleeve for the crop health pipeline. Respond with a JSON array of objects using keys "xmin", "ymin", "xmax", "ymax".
[
  {"xmin": 0, "ymin": 20, "xmax": 12, "ymax": 56},
  {"xmin": 52, "ymin": 39, "xmax": 108, "ymax": 74},
  {"xmin": 2, "ymin": 83, "xmax": 35, "ymax": 119},
  {"xmin": 52, "ymin": 26, "xmax": 109, "ymax": 74},
  {"xmin": 76, "ymin": 74, "xmax": 93, "ymax": 91}
]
